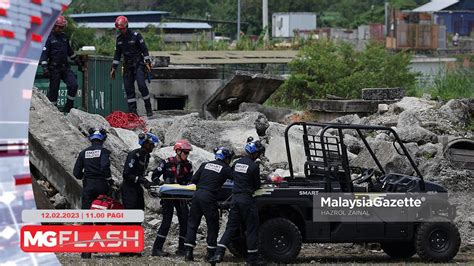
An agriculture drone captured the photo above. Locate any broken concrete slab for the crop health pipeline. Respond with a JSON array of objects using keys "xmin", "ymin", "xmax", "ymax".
[
  {"xmin": 29, "ymin": 89, "xmax": 86, "ymax": 208},
  {"xmin": 203, "ymin": 71, "xmax": 284, "ymax": 119},
  {"xmin": 238, "ymin": 102, "xmax": 295, "ymax": 123},
  {"xmin": 150, "ymin": 66, "xmax": 218, "ymax": 79},
  {"xmin": 362, "ymin": 88, "xmax": 405, "ymax": 100},
  {"xmin": 392, "ymin": 97, "xmax": 437, "ymax": 113},
  {"xmin": 67, "ymin": 108, "xmax": 129, "ymax": 180},
  {"xmin": 113, "ymin": 128, "xmax": 141, "ymax": 150}
]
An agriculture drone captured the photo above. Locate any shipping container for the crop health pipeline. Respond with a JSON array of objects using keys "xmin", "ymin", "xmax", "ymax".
[
  {"xmin": 84, "ymin": 56, "xmax": 128, "ymax": 116},
  {"xmin": 34, "ymin": 56, "xmax": 129, "ymax": 116},
  {"xmin": 34, "ymin": 65, "xmax": 83, "ymax": 108}
]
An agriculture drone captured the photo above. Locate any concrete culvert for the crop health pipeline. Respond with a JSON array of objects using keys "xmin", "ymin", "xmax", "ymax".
[{"xmin": 444, "ymin": 138, "xmax": 474, "ymax": 170}]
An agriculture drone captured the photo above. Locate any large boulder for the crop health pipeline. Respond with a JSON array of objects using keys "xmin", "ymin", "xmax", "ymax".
[
  {"xmin": 350, "ymin": 140, "xmax": 415, "ymax": 175},
  {"xmin": 163, "ymin": 112, "xmax": 262, "ymax": 154},
  {"xmin": 392, "ymin": 97, "xmax": 436, "ymax": 113},
  {"xmin": 396, "ymin": 126, "xmax": 438, "ymax": 145},
  {"xmin": 439, "ymin": 99, "xmax": 471, "ymax": 127},
  {"xmin": 265, "ymin": 122, "xmax": 306, "ymax": 174},
  {"xmin": 113, "ymin": 128, "xmax": 141, "ymax": 150}
]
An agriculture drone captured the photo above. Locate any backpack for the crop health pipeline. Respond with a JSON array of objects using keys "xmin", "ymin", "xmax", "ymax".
[{"xmin": 90, "ymin": 194, "xmax": 124, "ymax": 210}]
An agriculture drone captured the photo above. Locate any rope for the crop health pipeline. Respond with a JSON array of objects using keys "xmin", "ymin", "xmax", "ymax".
[{"xmin": 105, "ymin": 111, "xmax": 147, "ymax": 131}]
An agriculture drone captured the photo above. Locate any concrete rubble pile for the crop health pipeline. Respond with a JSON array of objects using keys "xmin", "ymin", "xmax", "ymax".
[{"xmin": 29, "ymin": 88, "xmax": 473, "ymax": 248}]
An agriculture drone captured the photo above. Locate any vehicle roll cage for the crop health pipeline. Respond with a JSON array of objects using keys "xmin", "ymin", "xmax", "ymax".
[{"xmin": 284, "ymin": 122, "xmax": 425, "ymax": 191}]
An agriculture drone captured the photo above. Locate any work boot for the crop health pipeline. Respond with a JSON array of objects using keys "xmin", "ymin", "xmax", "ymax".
[
  {"xmin": 144, "ymin": 99, "xmax": 153, "ymax": 117},
  {"xmin": 205, "ymin": 247, "xmax": 216, "ymax": 262},
  {"xmin": 80, "ymin": 252, "xmax": 91, "ymax": 259},
  {"xmin": 184, "ymin": 247, "xmax": 194, "ymax": 261},
  {"xmin": 128, "ymin": 102, "xmax": 138, "ymax": 115},
  {"xmin": 63, "ymin": 99, "xmax": 74, "ymax": 113},
  {"xmin": 209, "ymin": 247, "xmax": 225, "ymax": 263},
  {"xmin": 151, "ymin": 249, "xmax": 169, "ymax": 257},
  {"xmin": 175, "ymin": 237, "xmax": 186, "ymax": 256}
]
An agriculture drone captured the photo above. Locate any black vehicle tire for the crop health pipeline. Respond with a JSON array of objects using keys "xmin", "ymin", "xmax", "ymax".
[
  {"xmin": 415, "ymin": 222, "xmax": 460, "ymax": 262},
  {"xmin": 258, "ymin": 218, "xmax": 302, "ymax": 263},
  {"xmin": 381, "ymin": 242, "xmax": 416, "ymax": 259}
]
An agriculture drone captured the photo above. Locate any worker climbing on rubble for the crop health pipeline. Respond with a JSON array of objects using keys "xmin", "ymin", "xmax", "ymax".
[
  {"xmin": 73, "ymin": 128, "xmax": 113, "ymax": 259},
  {"xmin": 209, "ymin": 138, "xmax": 265, "ymax": 265},
  {"xmin": 110, "ymin": 15, "xmax": 154, "ymax": 117},
  {"xmin": 183, "ymin": 147, "xmax": 235, "ymax": 262},
  {"xmin": 151, "ymin": 139, "xmax": 193, "ymax": 257},
  {"xmin": 39, "ymin": 15, "xmax": 80, "ymax": 113}
]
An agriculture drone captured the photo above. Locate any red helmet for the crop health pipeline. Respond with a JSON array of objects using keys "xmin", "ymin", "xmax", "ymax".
[
  {"xmin": 115, "ymin": 15, "xmax": 128, "ymax": 30},
  {"xmin": 174, "ymin": 139, "xmax": 192, "ymax": 152},
  {"xmin": 55, "ymin": 15, "xmax": 67, "ymax": 27}
]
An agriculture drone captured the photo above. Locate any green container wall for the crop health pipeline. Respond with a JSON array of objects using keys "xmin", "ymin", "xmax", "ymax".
[
  {"xmin": 85, "ymin": 56, "xmax": 128, "ymax": 116},
  {"xmin": 34, "ymin": 65, "xmax": 83, "ymax": 108}
]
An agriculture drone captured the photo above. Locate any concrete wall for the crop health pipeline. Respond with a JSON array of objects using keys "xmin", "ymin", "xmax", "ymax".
[{"xmin": 136, "ymin": 79, "xmax": 223, "ymax": 114}]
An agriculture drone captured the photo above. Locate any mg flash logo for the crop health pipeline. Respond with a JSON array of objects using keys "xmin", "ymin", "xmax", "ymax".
[{"xmin": 21, "ymin": 225, "xmax": 144, "ymax": 252}]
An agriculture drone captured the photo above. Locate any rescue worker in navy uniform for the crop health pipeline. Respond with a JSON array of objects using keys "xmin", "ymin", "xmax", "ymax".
[
  {"xmin": 110, "ymin": 15, "xmax": 153, "ymax": 117},
  {"xmin": 40, "ymin": 15, "xmax": 79, "ymax": 113},
  {"xmin": 151, "ymin": 139, "xmax": 193, "ymax": 256},
  {"xmin": 210, "ymin": 139, "xmax": 265, "ymax": 265},
  {"xmin": 184, "ymin": 147, "xmax": 235, "ymax": 262},
  {"xmin": 73, "ymin": 128, "xmax": 113, "ymax": 259},
  {"xmin": 121, "ymin": 132, "xmax": 158, "ymax": 211}
]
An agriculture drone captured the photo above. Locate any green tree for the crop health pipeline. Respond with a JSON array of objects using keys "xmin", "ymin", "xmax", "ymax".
[{"xmin": 270, "ymin": 40, "xmax": 418, "ymax": 108}]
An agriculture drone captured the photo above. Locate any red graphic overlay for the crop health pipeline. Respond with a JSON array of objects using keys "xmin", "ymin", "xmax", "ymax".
[{"xmin": 20, "ymin": 225, "xmax": 144, "ymax": 253}]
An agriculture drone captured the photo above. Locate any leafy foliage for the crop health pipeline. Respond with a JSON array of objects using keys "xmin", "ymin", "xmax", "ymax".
[{"xmin": 269, "ymin": 40, "xmax": 418, "ymax": 108}]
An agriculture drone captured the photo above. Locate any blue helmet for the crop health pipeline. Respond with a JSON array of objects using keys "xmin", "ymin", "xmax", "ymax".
[
  {"xmin": 88, "ymin": 128, "xmax": 107, "ymax": 141},
  {"xmin": 138, "ymin": 132, "xmax": 160, "ymax": 146},
  {"xmin": 245, "ymin": 139, "xmax": 265, "ymax": 155},
  {"xmin": 214, "ymin": 147, "xmax": 234, "ymax": 161}
]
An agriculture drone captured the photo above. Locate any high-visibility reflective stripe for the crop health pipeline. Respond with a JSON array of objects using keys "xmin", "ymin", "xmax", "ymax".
[
  {"xmin": 67, "ymin": 95, "xmax": 75, "ymax": 100},
  {"xmin": 91, "ymin": 204, "xmax": 107, "ymax": 210},
  {"xmin": 144, "ymin": 56, "xmax": 150, "ymax": 60},
  {"xmin": 41, "ymin": 61, "xmax": 47, "ymax": 65},
  {"xmin": 127, "ymin": 98, "xmax": 137, "ymax": 103},
  {"xmin": 217, "ymin": 244, "xmax": 227, "ymax": 249},
  {"xmin": 70, "ymin": 54, "xmax": 76, "ymax": 59},
  {"xmin": 207, "ymin": 246, "xmax": 217, "ymax": 249},
  {"xmin": 112, "ymin": 60, "xmax": 120, "ymax": 64},
  {"xmin": 247, "ymin": 249, "xmax": 258, "ymax": 253},
  {"xmin": 143, "ymin": 94, "xmax": 150, "ymax": 100},
  {"xmin": 184, "ymin": 243, "xmax": 195, "ymax": 247},
  {"xmin": 156, "ymin": 234, "xmax": 166, "ymax": 238}
]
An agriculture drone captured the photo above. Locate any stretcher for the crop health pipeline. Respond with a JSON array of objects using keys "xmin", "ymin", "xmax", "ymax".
[{"xmin": 149, "ymin": 180, "xmax": 234, "ymax": 201}]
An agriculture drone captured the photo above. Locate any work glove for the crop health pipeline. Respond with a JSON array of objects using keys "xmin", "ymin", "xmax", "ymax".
[
  {"xmin": 138, "ymin": 176, "xmax": 152, "ymax": 189},
  {"xmin": 42, "ymin": 66, "xmax": 50, "ymax": 78},
  {"xmin": 110, "ymin": 68, "xmax": 116, "ymax": 79},
  {"xmin": 145, "ymin": 59, "xmax": 152, "ymax": 73}
]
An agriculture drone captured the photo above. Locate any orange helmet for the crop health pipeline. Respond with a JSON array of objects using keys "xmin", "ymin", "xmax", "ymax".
[
  {"xmin": 115, "ymin": 15, "xmax": 128, "ymax": 30},
  {"xmin": 174, "ymin": 139, "xmax": 192, "ymax": 152},
  {"xmin": 55, "ymin": 15, "xmax": 67, "ymax": 27}
]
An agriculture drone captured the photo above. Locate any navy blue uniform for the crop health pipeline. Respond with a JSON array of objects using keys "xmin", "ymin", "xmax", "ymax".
[
  {"xmin": 184, "ymin": 160, "xmax": 232, "ymax": 252},
  {"xmin": 151, "ymin": 157, "xmax": 193, "ymax": 252},
  {"xmin": 112, "ymin": 29, "xmax": 151, "ymax": 113},
  {"xmin": 40, "ymin": 31, "xmax": 78, "ymax": 110},
  {"xmin": 121, "ymin": 148, "xmax": 150, "ymax": 210},
  {"xmin": 73, "ymin": 143, "xmax": 112, "ymax": 210},
  {"xmin": 217, "ymin": 156, "xmax": 261, "ymax": 263}
]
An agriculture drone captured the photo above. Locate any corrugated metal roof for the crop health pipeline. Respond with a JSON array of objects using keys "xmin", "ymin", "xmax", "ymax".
[
  {"xmin": 77, "ymin": 22, "xmax": 212, "ymax": 29},
  {"xmin": 413, "ymin": 0, "xmax": 459, "ymax": 12},
  {"xmin": 70, "ymin": 11, "xmax": 169, "ymax": 18}
]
